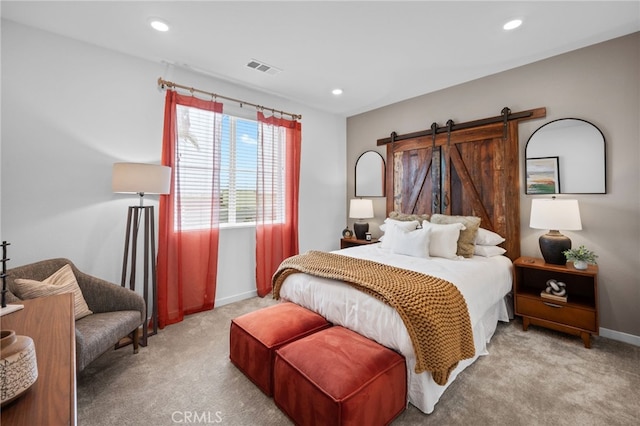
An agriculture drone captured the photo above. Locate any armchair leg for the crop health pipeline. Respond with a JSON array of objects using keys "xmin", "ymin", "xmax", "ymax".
[
  {"xmin": 132, "ymin": 327, "xmax": 140, "ymax": 354},
  {"xmin": 113, "ymin": 328, "xmax": 141, "ymax": 353}
]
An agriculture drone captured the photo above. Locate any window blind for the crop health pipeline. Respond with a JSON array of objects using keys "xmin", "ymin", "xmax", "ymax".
[{"xmin": 174, "ymin": 105, "xmax": 285, "ymax": 229}]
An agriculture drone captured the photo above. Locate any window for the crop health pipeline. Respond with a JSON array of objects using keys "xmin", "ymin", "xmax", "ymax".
[{"xmin": 175, "ymin": 105, "xmax": 285, "ymax": 230}]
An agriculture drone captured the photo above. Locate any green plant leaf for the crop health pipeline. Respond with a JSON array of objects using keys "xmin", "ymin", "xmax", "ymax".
[{"xmin": 563, "ymin": 245, "xmax": 598, "ymax": 264}]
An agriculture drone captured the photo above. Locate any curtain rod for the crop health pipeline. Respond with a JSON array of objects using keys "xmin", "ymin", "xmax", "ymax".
[{"xmin": 157, "ymin": 77, "xmax": 301, "ymax": 121}]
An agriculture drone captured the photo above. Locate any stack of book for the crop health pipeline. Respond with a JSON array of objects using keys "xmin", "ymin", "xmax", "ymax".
[{"xmin": 540, "ymin": 290, "xmax": 567, "ymax": 303}]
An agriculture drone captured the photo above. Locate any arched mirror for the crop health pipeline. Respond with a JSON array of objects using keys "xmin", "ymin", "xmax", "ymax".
[
  {"xmin": 525, "ymin": 118, "xmax": 606, "ymax": 194},
  {"xmin": 355, "ymin": 150, "xmax": 385, "ymax": 197}
]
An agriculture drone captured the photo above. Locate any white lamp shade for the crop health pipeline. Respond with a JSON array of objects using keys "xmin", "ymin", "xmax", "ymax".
[
  {"xmin": 530, "ymin": 198, "xmax": 582, "ymax": 231},
  {"xmin": 112, "ymin": 163, "xmax": 171, "ymax": 195},
  {"xmin": 349, "ymin": 199, "xmax": 374, "ymax": 219}
]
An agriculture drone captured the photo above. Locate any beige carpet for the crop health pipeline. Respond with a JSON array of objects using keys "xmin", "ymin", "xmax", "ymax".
[{"xmin": 77, "ymin": 296, "xmax": 640, "ymax": 425}]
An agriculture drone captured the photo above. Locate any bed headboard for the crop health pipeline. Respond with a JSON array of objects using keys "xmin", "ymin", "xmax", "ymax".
[{"xmin": 378, "ymin": 108, "xmax": 546, "ymax": 261}]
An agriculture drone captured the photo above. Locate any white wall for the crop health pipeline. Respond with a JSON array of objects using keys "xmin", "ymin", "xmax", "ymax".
[
  {"xmin": 347, "ymin": 32, "xmax": 640, "ymax": 342},
  {"xmin": 1, "ymin": 20, "xmax": 346, "ymax": 306}
]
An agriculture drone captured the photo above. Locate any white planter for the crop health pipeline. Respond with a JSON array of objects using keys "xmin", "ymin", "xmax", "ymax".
[{"xmin": 573, "ymin": 260, "xmax": 588, "ymax": 270}]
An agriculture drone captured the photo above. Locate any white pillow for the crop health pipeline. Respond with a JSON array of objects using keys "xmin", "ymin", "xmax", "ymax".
[
  {"xmin": 474, "ymin": 245, "xmax": 507, "ymax": 257},
  {"xmin": 475, "ymin": 228, "xmax": 505, "ymax": 246},
  {"xmin": 390, "ymin": 227, "xmax": 431, "ymax": 258},
  {"xmin": 380, "ymin": 218, "xmax": 420, "ymax": 232},
  {"xmin": 421, "ymin": 221, "xmax": 465, "ymax": 259},
  {"xmin": 380, "ymin": 219, "xmax": 420, "ymax": 249}
]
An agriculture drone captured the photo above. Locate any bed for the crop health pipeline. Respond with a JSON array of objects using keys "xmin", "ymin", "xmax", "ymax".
[
  {"xmin": 278, "ymin": 242, "xmax": 513, "ymax": 413},
  {"xmin": 275, "ymin": 108, "xmax": 546, "ymax": 413}
]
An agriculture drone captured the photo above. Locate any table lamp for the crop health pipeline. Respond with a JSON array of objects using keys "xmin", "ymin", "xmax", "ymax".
[
  {"xmin": 529, "ymin": 198, "xmax": 582, "ymax": 265},
  {"xmin": 349, "ymin": 199, "xmax": 374, "ymax": 240}
]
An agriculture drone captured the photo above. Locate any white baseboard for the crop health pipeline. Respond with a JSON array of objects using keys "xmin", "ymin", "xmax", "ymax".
[
  {"xmin": 215, "ymin": 290, "xmax": 258, "ymax": 307},
  {"xmin": 599, "ymin": 327, "xmax": 640, "ymax": 347}
]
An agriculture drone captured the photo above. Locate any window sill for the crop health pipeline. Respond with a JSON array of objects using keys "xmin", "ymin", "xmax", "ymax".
[{"xmin": 219, "ymin": 222, "xmax": 256, "ymax": 230}]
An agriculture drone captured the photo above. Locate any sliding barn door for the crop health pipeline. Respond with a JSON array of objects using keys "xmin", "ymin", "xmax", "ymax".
[
  {"xmin": 387, "ymin": 137, "xmax": 437, "ymax": 216},
  {"xmin": 386, "ymin": 121, "xmax": 521, "ymax": 259},
  {"xmin": 443, "ymin": 122, "xmax": 520, "ymax": 250}
]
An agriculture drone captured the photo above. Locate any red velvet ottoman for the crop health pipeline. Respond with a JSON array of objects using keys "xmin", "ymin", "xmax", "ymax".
[
  {"xmin": 273, "ymin": 326, "xmax": 407, "ymax": 426},
  {"xmin": 230, "ymin": 302, "xmax": 331, "ymax": 396}
]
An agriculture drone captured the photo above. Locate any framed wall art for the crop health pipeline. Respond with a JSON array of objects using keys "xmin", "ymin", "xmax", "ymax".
[{"xmin": 526, "ymin": 156, "xmax": 560, "ymax": 194}]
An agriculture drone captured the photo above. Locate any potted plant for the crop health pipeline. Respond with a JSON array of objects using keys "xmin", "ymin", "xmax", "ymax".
[{"xmin": 563, "ymin": 245, "xmax": 598, "ymax": 270}]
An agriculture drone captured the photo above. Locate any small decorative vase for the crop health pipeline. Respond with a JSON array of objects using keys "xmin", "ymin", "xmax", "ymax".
[
  {"xmin": 573, "ymin": 260, "xmax": 588, "ymax": 270},
  {"xmin": 0, "ymin": 330, "xmax": 38, "ymax": 406}
]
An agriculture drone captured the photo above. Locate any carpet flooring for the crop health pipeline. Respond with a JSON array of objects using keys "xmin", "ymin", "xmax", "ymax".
[{"xmin": 77, "ymin": 296, "xmax": 640, "ymax": 425}]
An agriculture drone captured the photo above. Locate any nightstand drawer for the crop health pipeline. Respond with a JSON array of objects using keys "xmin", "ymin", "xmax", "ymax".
[{"xmin": 516, "ymin": 295, "xmax": 597, "ymax": 332}]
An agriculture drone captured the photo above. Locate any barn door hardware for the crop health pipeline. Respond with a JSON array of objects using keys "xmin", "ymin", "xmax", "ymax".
[
  {"xmin": 430, "ymin": 122, "xmax": 440, "ymax": 213},
  {"xmin": 377, "ymin": 107, "xmax": 545, "ymax": 146},
  {"xmin": 501, "ymin": 107, "xmax": 511, "ymax": 139},
  {"xmin": 442, "ymin": 119, "xmax": 454, "ymax": 212}
]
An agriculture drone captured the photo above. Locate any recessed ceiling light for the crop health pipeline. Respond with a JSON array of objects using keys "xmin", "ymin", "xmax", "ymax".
[
  {"xmin": 149, "ymin": 19, "xmax": 170, "ymax": 32},
  {"xmin": 503, "ymin": 19, "xmax": 522, "ymax": 30},
  {"xmin": 332, "ymin": 88, "xmax": 343, "ymax": 96}
]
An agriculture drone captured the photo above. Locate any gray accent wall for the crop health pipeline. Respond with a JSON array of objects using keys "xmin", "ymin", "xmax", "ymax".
[{"xmin": 347, "ymin": 32, "xmax": 640, "ymax": 342}]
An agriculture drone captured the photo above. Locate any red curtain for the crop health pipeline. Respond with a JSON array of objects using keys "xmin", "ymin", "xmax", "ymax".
[
  {"xmin": 255, "ymin": 112, "xmax": 302, "ymax": 297},
  {"xmin": 157, "ymin": 91, "xmax": 223, "ymax": 328}
]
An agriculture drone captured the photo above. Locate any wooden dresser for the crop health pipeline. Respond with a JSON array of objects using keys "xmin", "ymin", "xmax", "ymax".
[{"xmin": 1, "ymin": 294, "xmax": 77, "ymax": 425}]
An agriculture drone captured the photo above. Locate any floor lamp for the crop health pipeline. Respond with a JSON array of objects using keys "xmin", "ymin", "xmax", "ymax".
[{"xmin": 113, "ymin": 162, "xmax": 171, "ymax": 346}]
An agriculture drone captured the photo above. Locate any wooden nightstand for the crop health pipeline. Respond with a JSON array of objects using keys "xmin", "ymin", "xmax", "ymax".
[
  {"xmin": 513, "ymin": 256, "xmax": 598, "ymax": 348},
  {"xmin": 340, "ymin": 238, "xmax": 378, "ymax": 249}
]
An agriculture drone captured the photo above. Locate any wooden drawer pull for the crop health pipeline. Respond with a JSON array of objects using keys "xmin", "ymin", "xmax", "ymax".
[{"xmin": 543, "ymin": 302, "xmax": 563, "ymax": 308}]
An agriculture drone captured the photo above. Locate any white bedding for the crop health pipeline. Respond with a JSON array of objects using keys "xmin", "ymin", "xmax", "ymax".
[{"xmin": 278, "ymin": 243, "xmax": 513, "ymax": 414}]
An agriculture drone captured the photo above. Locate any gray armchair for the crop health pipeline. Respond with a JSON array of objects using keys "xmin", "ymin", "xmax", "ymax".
[{"xmin": 5, "ymin": 258, "xmax": 145, "ymax": 372}]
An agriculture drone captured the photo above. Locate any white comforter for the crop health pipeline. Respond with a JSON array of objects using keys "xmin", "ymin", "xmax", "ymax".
[{"xmin": 278, "ymin": 243, "xmax": 513, "ymax": 413}]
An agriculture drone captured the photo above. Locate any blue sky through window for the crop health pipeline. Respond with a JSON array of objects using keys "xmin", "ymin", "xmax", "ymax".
[{"xmin": 220, "ymin": 115, "xmax": 258, "ymax": 190}]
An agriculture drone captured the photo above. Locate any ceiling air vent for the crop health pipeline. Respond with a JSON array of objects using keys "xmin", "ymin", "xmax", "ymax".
[{"xmin": 246, "ymin": 59, "xmax": 282, "ymax": 75}]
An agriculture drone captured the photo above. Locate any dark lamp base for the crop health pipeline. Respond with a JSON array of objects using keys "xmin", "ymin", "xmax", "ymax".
[
  {"xmin": 539, "ymin": 230, "xmax": 571, "ymax": 265},
  {"xmin": 353, "ymin": 222, "xmax": 369, "ymax": 240}
]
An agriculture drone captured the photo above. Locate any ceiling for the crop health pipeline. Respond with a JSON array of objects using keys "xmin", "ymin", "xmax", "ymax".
[{"xmin": 2, "ymin": 1, "xmax": 639, "ymax": 117}]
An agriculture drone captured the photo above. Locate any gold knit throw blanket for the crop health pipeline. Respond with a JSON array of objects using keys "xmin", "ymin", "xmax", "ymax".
[{"xmin": 272, "ymin": 251, "xmax": 475, "ymax": 386}]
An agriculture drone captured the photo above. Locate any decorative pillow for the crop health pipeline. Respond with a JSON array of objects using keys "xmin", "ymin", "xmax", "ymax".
[
  {"xmin": 475, "ymin": 228, "xmax": 505, "ymax": 246},
  {"xmin": 474, "ymin": 245, "xmax": 507, "ymax": 257},
  {"xmin": 380, "ymin": 218, "xmax": 420, "ymax": 230},
  {"xmin": 389, "ymin": 211, "xmax": 430, "ymax": 223},
  {"xmin": 390, "ymin": 227, "xmax": 431, "ymax": 258},
  {"xmin": 430, "ymin": 214, "xmax": 481, "ymax": 258},
  {"xmin": 13, "ymin": 264, "xmax": 93, "ymax": 320},
  {"xmin": 380, "ymin": 219, "xmax": 420, "ymax": 249},
  {"xmin": 421, "ymin": 221, "xmax": 465, "ymax": 259}
]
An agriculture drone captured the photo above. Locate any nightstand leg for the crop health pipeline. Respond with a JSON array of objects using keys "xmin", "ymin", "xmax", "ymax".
[
  {"xmin": 580, "ymin": 332, "xmax": 591, "ymax": 348},
  {"xmin": 522, "ymin": 317, "xmax": 530, "ymax": 331}
]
